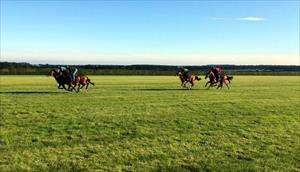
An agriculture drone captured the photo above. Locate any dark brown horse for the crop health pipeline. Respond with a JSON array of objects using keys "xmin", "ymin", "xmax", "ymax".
[
  {"xmin": 177, "ymin": 71, "xmax": 201, "ymax": 89},
  {"xmin": 205, "ymin": 71, "xmax": 233, "ymax": 89},
  {"xmin": 217, "ymin": 74, "xmax": 233, "ymax": 89},
  {"xmin": 73, "ymin": 75, "xmax": 95, "ymax": 92},
  {"xmin": 48, "ymin": 69, "xmax": 75, "ymax": 91},
  {"xmin": 205, "ymin": 71, "xmax": 217, "ymax": 89}
]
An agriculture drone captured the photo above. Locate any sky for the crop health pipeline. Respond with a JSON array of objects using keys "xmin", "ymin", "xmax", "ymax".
[{"xmin": 1, "ymin": 1, "xmax": 299, "ymax": 65}]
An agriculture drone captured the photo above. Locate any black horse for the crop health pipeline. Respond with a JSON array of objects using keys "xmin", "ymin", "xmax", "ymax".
[
  {"xmin": 48, "ymin": 69, "xmax": 75, "ymax": 91},
  {"xmin": 205, "ymin": 71, "xmax": 233, "ymax": 89},
  {"xmin": 205, "ymin": 71, "xmax": 217, "ymax": 89},
  {"xmin": 177, "ymin": 70, "xmax": 201, "ymax": 89}
]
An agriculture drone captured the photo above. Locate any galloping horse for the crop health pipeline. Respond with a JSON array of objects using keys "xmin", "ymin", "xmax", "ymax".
[
  {"xmin": 205, "ymin": 71, "xmax": 217, "ymax": 89},
  {"xmin": 73, "ymin": 75, "xmax": 95, "ymax": 92},
  {"xmin": 217, "ymin": 74, "xmax": 233, "ymax": 89},
  {"xmin": 177, "ymin": 71, "xmax": 201, "ymax": 89},
  {"xmin": 205, "ymin": 71, "xmax": 233, "ymax": 89},
  {"xmin": 48, "ymin": 69, "xmax": 75, "ymax": 91}
]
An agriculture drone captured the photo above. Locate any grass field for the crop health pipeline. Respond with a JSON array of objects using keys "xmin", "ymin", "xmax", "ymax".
[{"xmin": 0, "ymin": 75, "xmax": 300, "ymax": 171}]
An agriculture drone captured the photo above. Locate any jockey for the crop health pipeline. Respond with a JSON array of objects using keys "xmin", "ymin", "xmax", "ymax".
[
  {"xmin": 179, "ymin": 67, "xmax": 190, "ymax": 81},
  {"xmin": 211, "ymin": 67, "xmax": 221, "ymax": 82},
  {"xmin": 67, "ymin": 66, "xmax": 78, "ymax": 82},
  {"xmin": 57, "ymin": 66, "xmax": 68, "ymax": 75}
]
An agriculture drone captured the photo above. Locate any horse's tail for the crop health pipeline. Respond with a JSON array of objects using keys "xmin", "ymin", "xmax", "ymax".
[
  {"xmin": 227, "ymin": 75, "xmax": 233, "ymax": 81},
  {"xmin": 195, "ymin": 76, "xmax": 201, "ymax": 81},
  {"xmin": 87, "ymin": 78, "xmax": 95, "ymax": 85}
]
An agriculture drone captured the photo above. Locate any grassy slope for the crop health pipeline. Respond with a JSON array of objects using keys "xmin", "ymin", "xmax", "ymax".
[{"xmin": 0, "ymin": 76, "xmax": 300, "ymax": 171}]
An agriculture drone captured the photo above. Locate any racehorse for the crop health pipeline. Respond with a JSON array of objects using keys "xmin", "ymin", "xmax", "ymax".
[
  {"xmin": 177, "ymin": 71, "xmax": 201, "ymax": 89},
  {"xmin": 73, "ymin": 75, "xmax": 95, "ymax": 92},
  {"xmin": 205, "ymin": 71, "xmax": 233, "ymax": 89},
  {"xmin": 217, "ymin": 74, "xmax": 233, "ymax": 89},
  {"xmin": 205, "ymin": 71, "xmax": 217, "ymax": 89},
  {"xmin": 48, "ymin": 69, "xmax": 75, "ymax": 91}
]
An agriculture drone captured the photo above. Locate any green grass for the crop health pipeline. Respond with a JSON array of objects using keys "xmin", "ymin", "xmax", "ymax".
[{"xmin": 1, "ymin": 75, "xmax": 300, "ymax": 171}]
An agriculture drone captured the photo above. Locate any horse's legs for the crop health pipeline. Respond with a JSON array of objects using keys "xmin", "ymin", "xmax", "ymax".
[
  {"xmin": 207, "ymin": 82, "xmax": 212, "ymax": 90},
  {"xmin": 86, "ymin": 83, "xmax": 89, "ymax": 90},
  {"xmin": 190, "ymin": 81, "xmax": 194, "ymax": 89},
  {"xmin": 208, "ymin": 84, "xmax": 212, "ymax": 89},
  {"xmin": 77, "ymin": 84, "xmax": 84, "ymax": 92},
  {"xmin": 77, "ymin": 85, "xmax": 80, "ymax": 92},
  {"xmin": 57, "ymin": 82, "xmax": 66, "ymax": 90},
  {"xmin": 216, "ymin": 81, "xmax": 220, "ymax": 89},
  {"xmin": 213, "ymin": 81, "xmax": 218, "ymax": 87},
  {"xmin": 81, "ymin": 85, "xmax": 85, "ymax": 92},
  {"xmin": 205, "ymin": 81, "xmax": 209, "ymax": 87},
  {"xmin": 183, "ymin": 81, "xmax": 187, "ymax": 88},
  {"xmin": 224, "ymin": 81, "xmax": 230, "ymax": 89},
  {"xmin": 77, "ymin": 84, "xmax": 83, "ymax": 92},
  {"xmin": 218, "ymin": 81, "xmax": 223, "ymax": 89},
  {"xmin": 68, "ymin": 83, "xmax": 73, "ymax": 92},
  {"xmin": 70, "ymin": 85, "xmax": 74, "ymax": 91},
  {"xmin": 58, "ymin": 84, "xmax": 65, "ymax": 90},
  {"xmin": 77, "ymin": 84, "xmax": 80, "ymax": 92}
]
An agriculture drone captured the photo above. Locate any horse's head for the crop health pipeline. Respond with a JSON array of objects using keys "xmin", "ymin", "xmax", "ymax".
[
  {"xmin": 48, "ymin": 69, "xmax": 54, "ymax": 76},
  {"xmin": 48, "ymin": 69, "xmax": 60, "ymax": 77},
  {"xmin": 176, "ymin": 71, "xmax": 183, "ymax": 76},
  {"xmin": 176, "ymin": 71, "xmax": 186, "ymax": 83}
]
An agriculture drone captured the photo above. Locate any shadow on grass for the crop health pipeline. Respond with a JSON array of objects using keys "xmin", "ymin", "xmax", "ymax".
[
  {"xmin": 0, "ymin": 91, "xmax": 69, "ymax": 94},
  {"xmin": 137, "ymin": 88, "xmax": 203, "ymax": 91}
]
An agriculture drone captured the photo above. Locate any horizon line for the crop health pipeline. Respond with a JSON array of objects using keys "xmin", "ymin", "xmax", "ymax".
[{"xmin": 1, "ymin": 61, "xmax": 299, "ymax": 66}]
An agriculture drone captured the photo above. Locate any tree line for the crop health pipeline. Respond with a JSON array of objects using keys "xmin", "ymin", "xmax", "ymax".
[{"xmin": 0, "ymin": 62, "xmax": 299, "ymax": 75}]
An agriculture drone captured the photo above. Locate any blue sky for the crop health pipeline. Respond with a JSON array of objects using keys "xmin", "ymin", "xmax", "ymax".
[{"xmin": 1, "ymin": 1, "xmax": 299, "ymax": 65}]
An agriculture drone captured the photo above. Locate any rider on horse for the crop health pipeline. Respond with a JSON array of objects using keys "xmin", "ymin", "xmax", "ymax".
[
  {"xmin": 67, "ymin": 66, "xmax": 78, "ymax": 83},
  {"xmin": 57, "ymin": 66, "xmax": 68, "ymax": 75},
  {"xmin": 179, "ymin": 67, "xmax": 190, "ymax": 82},
  {"xmin": 57, "ymin": 65, "xmax": 78, "ymax": 83},
  {"xmin": 211, "ymin": 67, "xmax": 221, "ymax": 82}
]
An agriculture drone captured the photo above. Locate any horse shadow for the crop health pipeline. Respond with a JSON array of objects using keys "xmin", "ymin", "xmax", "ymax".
[
  {"xmin": 0, "ymin": 91, "xmax": 68, "ymax": 94},
  {"xmin": 136, "ymin": 88, "xmax": 203, "ymax": 91}
]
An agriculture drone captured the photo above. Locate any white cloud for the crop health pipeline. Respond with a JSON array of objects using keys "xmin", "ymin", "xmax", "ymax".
[
  {"xmin": 210, "ymin": 17, "xmax": 265, "ymax": 21},
  {"xmin": 237, "ymin": 17, "xmax": 265, "ymax": 21}
]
